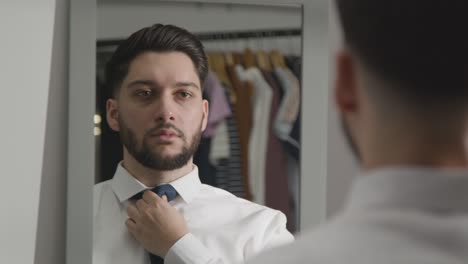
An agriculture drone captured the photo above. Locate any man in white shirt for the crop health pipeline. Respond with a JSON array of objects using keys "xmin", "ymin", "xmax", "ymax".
[
  {"xmin": 93, "ymin": 24, "xmax": 293, "ymax": 264},
  {"xmin": 248, "ymin": 1, "xmax": 468, "ymax": 264}
]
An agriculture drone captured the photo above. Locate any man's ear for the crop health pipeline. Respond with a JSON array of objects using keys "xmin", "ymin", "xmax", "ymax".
[
  {"xmin": 201, "ymin": 99, "xmax": 209, "ymax": 132},
  {"xmin": 335, "ymin": 49, "xmax": 359, "ymax": 115},
  {"xmin": 106, "ymin": 98, "xmax": 120, "ymax": 132}
]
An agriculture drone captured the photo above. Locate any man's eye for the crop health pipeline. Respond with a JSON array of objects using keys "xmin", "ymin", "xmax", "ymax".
[
  {"xmin": 136, "ymin": 90, "xmax": 152, "ymax": 97},
  {"xmin": 179, "ymin": 91, "xmax": 192, "ymax": 98}
]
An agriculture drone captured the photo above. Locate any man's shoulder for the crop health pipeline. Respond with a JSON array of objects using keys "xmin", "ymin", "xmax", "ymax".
[
  {"xmin": 199, "ymin": 184, "xmax": 286, "ymax": 218},
  {"xmin": 250, "ymin": 208, "xmax": 468, "ymax": 264},
  {"xmin": 246, "ymin": 216, "xmax": 380, "ymax": 264},
  {"xmin": 94, "ymin": 179, "xmax": 113, "ymax": 194}
]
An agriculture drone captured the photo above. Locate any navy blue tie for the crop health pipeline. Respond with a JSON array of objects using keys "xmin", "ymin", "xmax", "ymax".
[
  {"xmin": 131, "ymin": 184, "xmax": 178, "ymax": 201},
  {"xmin": 131, "ymin": 184, "xmax": 178, "ymax": 264}
]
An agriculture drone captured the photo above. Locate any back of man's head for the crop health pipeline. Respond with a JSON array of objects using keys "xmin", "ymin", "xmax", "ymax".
[{"xmin": 336, "ymin": 0, "xmax": 468, "ymax": 114}]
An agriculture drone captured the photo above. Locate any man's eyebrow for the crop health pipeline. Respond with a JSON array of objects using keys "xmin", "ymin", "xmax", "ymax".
[
  {"xmin": 175, "ymin": 81, "xmax": 200, "ymax": 90},
  {"xmin": 126, "ymin": 80, "xmax": 200, "ymax": 90},
  {"xmin": 126, "ymin": 80, "xmax": 156, "ymax": 88}
]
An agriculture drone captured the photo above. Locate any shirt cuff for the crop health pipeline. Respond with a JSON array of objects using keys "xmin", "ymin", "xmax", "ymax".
[{"xmin": 165, "ymin": 233, "xmax": 222, "ymax": 264}]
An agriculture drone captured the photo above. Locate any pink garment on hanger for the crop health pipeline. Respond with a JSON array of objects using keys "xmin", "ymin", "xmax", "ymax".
[{"xmin": 203, "ymin": 71, "xmax": 232, "ymax": 138}]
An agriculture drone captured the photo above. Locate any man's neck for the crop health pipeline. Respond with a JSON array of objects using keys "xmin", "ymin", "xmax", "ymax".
[
  {"xmin": 121, "ymin": 152, "xmax": 194, "ymax": 187},
  {"xmin": 362, "ymin": 137, "xmax": 468, "ymax": 171}
]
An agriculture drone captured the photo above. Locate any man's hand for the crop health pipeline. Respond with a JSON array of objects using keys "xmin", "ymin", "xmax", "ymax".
[{"xmin": 126, "ymin": 191, "xmax": 189, "ymax": 257}]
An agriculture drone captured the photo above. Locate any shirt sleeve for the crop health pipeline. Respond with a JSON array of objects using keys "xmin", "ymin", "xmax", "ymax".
[
  {"xmin": 164, "ymin": 233, "xmax": 225, "ymax": 264},
  {"xmin": 260, "ymin": 210, "xmax": 295, "ymax": 250},
  {"xmin": 165, "ymin": 210, "xmax": 294, "ymax": 264}
]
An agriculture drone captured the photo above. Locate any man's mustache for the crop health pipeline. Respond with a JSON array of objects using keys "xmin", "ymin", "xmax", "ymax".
[{"xmin": 146, "ymin": 123, "xmax": 185, "ymax": 139}]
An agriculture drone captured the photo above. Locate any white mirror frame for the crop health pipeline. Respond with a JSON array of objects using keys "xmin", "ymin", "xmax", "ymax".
[{"xmin": 67, "ymin": 0, "xmax": 328, "ymax": 263}]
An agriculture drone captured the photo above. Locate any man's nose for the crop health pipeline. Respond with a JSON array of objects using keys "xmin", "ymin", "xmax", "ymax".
[{"xmin": 153, "ymin": 97, "xmax": 175, "ymax": 122}]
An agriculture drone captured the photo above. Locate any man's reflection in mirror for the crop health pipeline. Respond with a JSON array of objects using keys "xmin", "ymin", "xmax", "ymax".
[{"xmin": 93, "ymin": 24, "xmax": 294, "ymax": 264}]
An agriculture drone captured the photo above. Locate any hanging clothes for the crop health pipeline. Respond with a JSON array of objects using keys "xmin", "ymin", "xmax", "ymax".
[
  {"xmin": 194, "ymin": 136, "xmax": 216, "ymax": 186},
  {"xmin": 273, "ymin": 67, "xmax": 300, "ymax": 150},
  {"xmin": 204, "ymin": 71, "xmax": 231, "ymax": 176},
  {"xmin": 212, "ymin": 85, "xmax": 246, "ymax": 198},
  {"xmin": 195, "ymin": 71, "xmax": 244, "ymax": 198},
  {"xmin": 284, "ymin": 60, "xmax": 302, "ymax": 232},
  {"xmin": 261, "ymin": 69, "xmax": 294, "ymax": 232},
  {"xmin": 285, "ymin": 55, "xmax": 302, "ymax": 80},
  {"xmin": 235, "ymin": 65, "xmax": 273, "ymax": 206},
  {"xmin": 203, "ymin": 71, "xmax": 232, "ymax": 138},
  {"xmin": 201, "ymin": 32, "xmax": 302, "ymax": 233},
  {"xmin": 193, "ymin": 74, "xmax": 231, "ymax": 186},
  {"xmin": 226, "ymin": 63, "xmax": 253, "ymax": 201}
]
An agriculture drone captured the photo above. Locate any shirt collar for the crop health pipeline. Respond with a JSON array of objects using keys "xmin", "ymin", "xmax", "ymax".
[
  {"xmin": 111, "ymin": 163, "xmax": 202, "ymax": 204},
  {"xmin": 168, "ymin": 165, "xmax": 201, "ymax": 204},
  {"xmin": 346, "ymin": 167, "xmax": 468, "ymax": 213}
]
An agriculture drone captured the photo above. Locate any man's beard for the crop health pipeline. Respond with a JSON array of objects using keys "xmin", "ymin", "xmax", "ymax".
[
  {"xmin": 340, "ymin": 117, "xmax": 361, "ymax": 162},
  {"xmin": 119, "ymin": 119, "xmax": 202, "ymax": 171}
]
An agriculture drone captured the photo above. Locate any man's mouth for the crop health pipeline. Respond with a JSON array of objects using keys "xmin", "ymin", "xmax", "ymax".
[{"xmin": 153, "ymin": 129, "xmax": 178, "ymax": 141}]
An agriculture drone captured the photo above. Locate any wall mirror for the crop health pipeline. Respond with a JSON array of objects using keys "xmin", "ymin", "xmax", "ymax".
[{"xmin": 67, "ymin": 1, "xmax": 328, "ymax": 263}]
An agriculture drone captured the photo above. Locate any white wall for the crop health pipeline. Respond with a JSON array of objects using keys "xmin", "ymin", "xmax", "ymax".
[
  {"xmin": 0, "ymin": 0, "xmax": 68, "ymax": 264},
  {"xmin": 97, "ymin": 2, "xmax": 302, "ymax": 39},
  {"xmin": 97, "ymin": 2, "xmax": 303, "ymax": 55},
  {"xmin": 34, "ymin": 0, "xmax": 69, "ymax": 263}
]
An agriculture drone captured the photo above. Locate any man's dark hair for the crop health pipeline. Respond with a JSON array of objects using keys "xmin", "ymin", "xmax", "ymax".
[
  {"xmin": 336, "ymin": 1, "xmax": 468, "ymax": 109},
  {"xmin": 105, "ymin": 23, "xmax": 208, "ymax": 97}
]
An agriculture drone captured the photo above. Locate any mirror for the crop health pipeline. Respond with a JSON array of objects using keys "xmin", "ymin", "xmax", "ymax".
[
  {"xmin": 67, "ymin": 0, "xmax": 329, "ymax": 263},
  {"xmin": 95, "ymin": 0, "xmax": 302, "ymax": 233}
]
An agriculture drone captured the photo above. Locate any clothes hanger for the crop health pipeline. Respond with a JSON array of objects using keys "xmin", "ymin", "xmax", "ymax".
[
  {"xmin": 207, "ymin": 52, "xmax": 214, "ymax": 71},
  {"xmin": 224, "ymin": 52, "xmax": 234, "ymax": 67},
  {"xmin": 256, "ymin": 50, "xmax": 272, "ymax": 71},
  {"xmin": 243, "ymin": 47, "xmax": 256, "ymax": 69},
  {"xmin": 270, "ymin": 49, "xmax": 287, "ymax": 69},
  {"xmin": 233, "ymin": 51, "xmax": 243, "ymax": 65},
  {"xmin": 253, "ymin": 32, "xmax": 272, "ymax": 71},
  {"xmin": 212, "ymin": 51, "xmax": 237, "ymax": 103}
]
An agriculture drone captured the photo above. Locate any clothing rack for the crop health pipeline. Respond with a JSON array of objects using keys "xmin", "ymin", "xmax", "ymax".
[
  {"xmin": 96, "ymin": 28, "xmax": 302, "ymax": 47},
  {"xmin": 196, "ymin": 28, "xmax": 301, "ymax": 41}
]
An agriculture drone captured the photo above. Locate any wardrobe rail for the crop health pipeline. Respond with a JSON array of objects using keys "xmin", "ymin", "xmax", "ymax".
[{"xmin": 97, "ymin": 28, "xmax": 302, "ymax": 47}]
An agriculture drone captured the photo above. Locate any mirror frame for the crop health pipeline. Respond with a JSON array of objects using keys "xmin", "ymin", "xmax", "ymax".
[{"xmin": 67, "ymin": 1, "xmax": 328, "ymax": 263}]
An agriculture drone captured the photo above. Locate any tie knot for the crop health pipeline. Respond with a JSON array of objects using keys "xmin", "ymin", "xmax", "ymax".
[
  {"xmin": 131, "ymin": 184, "xmax": 178, "ymax": 202},
  {"xmin": 153, "ymin": 184, "xmax": 178, "ymax": 202}
]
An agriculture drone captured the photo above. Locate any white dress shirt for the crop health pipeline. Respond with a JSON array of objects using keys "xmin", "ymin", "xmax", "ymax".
[
  {"xmin": 93, "ymin": 164, "xmax": 293, "ymax": 264},
  {"xmin": 248, "ymin": 167, "xmax": 468, "ymax": 264},
  {"xmin": 273, "ymin": 67, "xmax": 300, "ymax": 148}
]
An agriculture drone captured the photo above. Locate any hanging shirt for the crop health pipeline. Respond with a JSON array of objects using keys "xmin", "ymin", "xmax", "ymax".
[
  {"xmin": 235, "ymin": 66, "xmax": 273, "ymax": 205},
  {"xmin": 93, "ymin": 164, "xmax": 293, "ymax": 264},
  {"xmin": 284, "ymin": 55, "xmax": 302, "ymax": 80},
  {"xmin": 193, "ymin": 137, "xmax": 216, "ymax": 187},
  {"xmin": 261, "ymin": 69, "xmax": 293, "ymax": 232},
  {"xmin": 210, "ymin": 86, "xmax": 246, "ymax": 198},
  {"xmin": 248, "ymin": 167, "xmax": 468, "ymax": 264},
  {"xmin": 226, "ymin": 64, "xmax": 254, "ymax": 201},
  {"xmin": 273, "ymin": 67, "xmax": 300, "ymax": 148},
  {"xmin": 203, "ymin": 71, "xmax": 232, "ymax": 138},
  {"xmin": 209, "ymin": 120, "xmax": 230, "ymax": 163}
]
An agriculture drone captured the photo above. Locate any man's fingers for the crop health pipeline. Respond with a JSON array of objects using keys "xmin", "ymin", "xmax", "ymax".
[
  {"xmin": 127, "ymin": 204, "xmax": 141, "ymax": 222},
  {"xmin": 125, "ymin": 218, "xmax": 136, "ymax": 229},
  {"xmin": 135, "ymin": 198, "xmax": 149, "ymax": 212},
  {"xmin": 125, "ymin": 218, "xmax": 138, "ymax": 236},
  {"xmin": 162, "ymin": 195, "xmax": 168, "ymax": 202},
  {"xmin": 142, "ymin": 190, "xmax": 158, "ymax": 204},
  {"xmin": 143, "ymin": 191, "xmax": 168, "ymax": 206}
]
